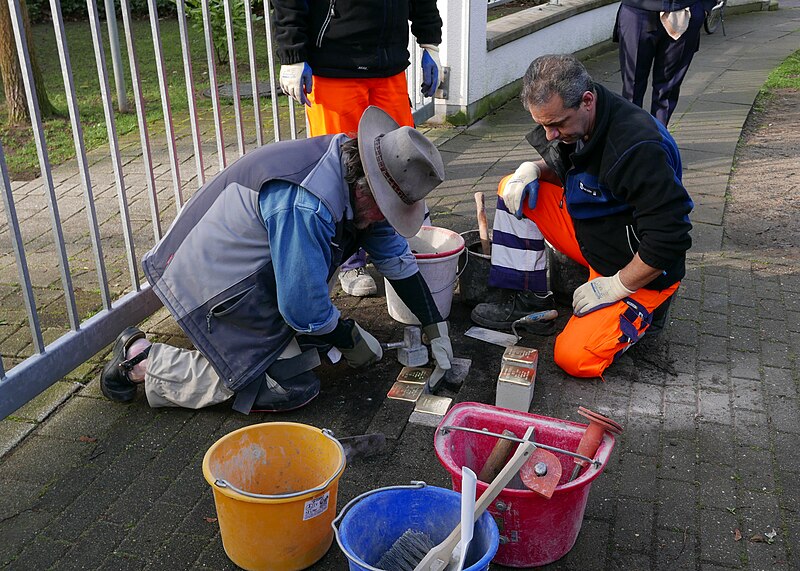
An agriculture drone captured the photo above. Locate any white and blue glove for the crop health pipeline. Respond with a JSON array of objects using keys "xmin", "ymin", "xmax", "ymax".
[
  {"xmin": 572, "ymin": 272, "xmax": 635, "ymax": 316},
  {"xmin": 502, "ymin": 161, "xmax": 540, "ymax": 219},
  {"xmin": 420, "ymin": 44, "xmax": 441, "ymax": 98},
  {"xmin": 279, "ymin": 62, "xmax": 313, "ymax": 107}
]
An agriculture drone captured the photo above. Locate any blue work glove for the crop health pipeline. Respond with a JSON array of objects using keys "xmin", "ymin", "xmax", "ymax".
[
  {"xmin": 279, "ymin": 62, "xmax": 313, "ymax": 107},
  {"xmin": 420, "ymin": 44, "xmax": 441, "ymax": 98},
  {"xmin": 502, "ymin": 161, "xmax": 540, "ymax": 219}
]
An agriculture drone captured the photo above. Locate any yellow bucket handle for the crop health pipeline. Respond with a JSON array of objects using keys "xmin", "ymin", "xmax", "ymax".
[{"xmin": 214, "ymin": 428, "xmax": 346, "ymax": 500}]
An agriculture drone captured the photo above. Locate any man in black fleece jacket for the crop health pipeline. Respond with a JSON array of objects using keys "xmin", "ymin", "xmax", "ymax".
[{"xmin": 472, "ymin": 54, "xmax": 693, "ymax": 379}]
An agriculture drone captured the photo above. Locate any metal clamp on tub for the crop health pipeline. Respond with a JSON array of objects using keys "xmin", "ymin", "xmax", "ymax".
[
  {"xmin": 332, "ymin": 481, "xmax": 428, "ymax": 571},
  {"xmin": 439, "ymin": 425, "xmax": 601, "ymax": 468},
  {"xmin": 213, "ymin": 428, "xmax": 346, "ymax": 499}
]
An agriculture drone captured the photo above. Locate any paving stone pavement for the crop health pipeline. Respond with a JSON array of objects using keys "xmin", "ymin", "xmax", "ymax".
[{"xmin": 1, "ymin": 6, "xmax": 799, "ymax": 571}]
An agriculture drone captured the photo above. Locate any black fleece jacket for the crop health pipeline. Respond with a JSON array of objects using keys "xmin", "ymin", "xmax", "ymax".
[
  {"xmin": 273, "ymin": 0, "xmax": 442, "ymax": 79},
  {"xmin": 526, "ymin": 84, "xmax": 693, "ymax": 291}
]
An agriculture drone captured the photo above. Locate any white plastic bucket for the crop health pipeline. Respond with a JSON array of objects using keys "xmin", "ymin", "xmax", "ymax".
[{"xmin": 385, "ymin": 226, "xmax": 465, "ymax": 324}]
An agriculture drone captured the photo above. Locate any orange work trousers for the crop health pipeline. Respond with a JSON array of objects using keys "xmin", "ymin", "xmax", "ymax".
[
  {"xmin": 499, "ymin": 176, "xmax": 679, "ymax": 379},
  {"xmin": 306, "ymin": 73, "xmax": 415, "ymax": 136}
]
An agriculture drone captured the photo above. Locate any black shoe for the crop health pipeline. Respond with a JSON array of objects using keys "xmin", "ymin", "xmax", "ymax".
[
  {"xmin": 101, "ymin": 327, "xmax": 146, "ymax": 403},
  {"xmin": 251, "ymin": 370, "xmax": 321, "ymax": 413},
  {"xmin": 471, "ymin": 290, "xmax": 556, "ymax": 333}
]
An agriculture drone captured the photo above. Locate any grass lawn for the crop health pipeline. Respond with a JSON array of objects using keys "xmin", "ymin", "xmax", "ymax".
[
  {"xmin": 763, "ymin": 48, "xmax": 800, "ymax": 91},
  {"xmin": 0, "ymin": 15, "xmax": 282, "ymax": 180}
]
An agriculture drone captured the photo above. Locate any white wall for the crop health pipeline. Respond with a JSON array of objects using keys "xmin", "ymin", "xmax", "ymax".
[{"xmin": 435, "ymin": 0, "xmax": 620, "ymax": 118}]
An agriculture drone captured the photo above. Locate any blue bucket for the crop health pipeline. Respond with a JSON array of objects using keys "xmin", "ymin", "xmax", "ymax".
[{"xmin": 333, "ymin": 483, "xmax": 499, "ymax": 571}]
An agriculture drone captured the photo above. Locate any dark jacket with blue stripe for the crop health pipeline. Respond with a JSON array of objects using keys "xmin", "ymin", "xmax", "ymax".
[
  {"xmin": 525, "ymin": 83, "xmax": 693, "ymax": 291},
  {"xmin": 273, "ymin": 0, "xmax": 442, "ymax": 78}
]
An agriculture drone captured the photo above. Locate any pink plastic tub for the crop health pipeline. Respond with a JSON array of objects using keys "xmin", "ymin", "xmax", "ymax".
[{"xmin": 433, "ymin": 402, "xmax": 616, "ymax": 568}]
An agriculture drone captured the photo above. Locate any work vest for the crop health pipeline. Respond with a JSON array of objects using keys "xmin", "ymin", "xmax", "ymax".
[{"xmin": 142, "ymin": 134, "xmax": 351, "ymax": 392}]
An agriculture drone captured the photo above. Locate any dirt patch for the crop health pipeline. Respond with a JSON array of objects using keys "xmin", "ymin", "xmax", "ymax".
[{"xmin": 724, "ymin": 88, "xmax": 800, "ymax": 261}]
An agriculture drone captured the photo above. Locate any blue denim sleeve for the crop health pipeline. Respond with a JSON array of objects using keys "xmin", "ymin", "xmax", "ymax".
[
  {"xmin": 362, "ymin": 220, "xmax": 419, "ymax": 280},
  {"xmin": 259, "ymin": 181, "xmax": 341, "ymax": 335}
]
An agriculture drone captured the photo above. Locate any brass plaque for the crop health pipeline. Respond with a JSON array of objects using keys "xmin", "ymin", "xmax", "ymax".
[
  {"xmin": 414, "ymin": 393, "xmax": 453, "ymax": 416},
  {"xmin": 396, "ymin": 367, "xmax": 432, "ymax": 384},
  {"xmin": 502, "ymin": 346, "xmax": 539, "ymax": 369},
  {"xmin": 387, "ymin": 381, "xmax": 424, "ymax": 402},
  {"xmin": 497, "ymin": 364, "xmax": 536, "ymax": 387}
]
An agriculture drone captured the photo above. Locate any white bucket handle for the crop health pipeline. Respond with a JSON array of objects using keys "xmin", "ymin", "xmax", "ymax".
[
  {"xmin": 331, "ymin": 481, "xmax": 428, "ymax": 571},
  {"xmin": 214, "ymin": 428, "xmax": 345, "ymax": 499},
  {"xmin": 427, "ymin": 250, "xmax": 468, "ymax": 295}
]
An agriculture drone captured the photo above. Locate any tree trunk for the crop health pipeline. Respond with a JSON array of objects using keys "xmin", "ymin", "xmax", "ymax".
[{"xmin": 0, "ymin": 0, "xmax": 58, "ymax": 125}]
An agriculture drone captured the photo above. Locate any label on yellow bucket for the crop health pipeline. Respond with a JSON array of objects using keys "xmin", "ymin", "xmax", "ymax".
[{"xmin": 303, "ymin": 491, "xmax": 330, "ymax": 520}]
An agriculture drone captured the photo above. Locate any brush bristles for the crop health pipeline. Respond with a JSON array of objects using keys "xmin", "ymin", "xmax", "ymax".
[{"xmin": 376, "ymin": 529, "xmax": 436, "ymax": 571}]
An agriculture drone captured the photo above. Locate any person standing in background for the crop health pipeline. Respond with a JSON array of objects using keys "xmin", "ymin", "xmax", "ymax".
[
  {"xmin": 273, "ymin": 0, "xmax": 443, "ymax": 297},
  {"xmin": 615, "ymin": 0, "xmax": 714, "ymax": 125}
]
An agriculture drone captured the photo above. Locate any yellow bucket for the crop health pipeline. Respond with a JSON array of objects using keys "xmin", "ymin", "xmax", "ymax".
[{"xmin": 202, "ymin": 422, "xmax": 346, "ymax": 571}]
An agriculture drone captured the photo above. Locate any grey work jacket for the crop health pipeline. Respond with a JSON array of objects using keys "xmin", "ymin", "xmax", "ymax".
[{"xmin": 142, "ymin": 134, "xmax": 350, "ymax": 392}]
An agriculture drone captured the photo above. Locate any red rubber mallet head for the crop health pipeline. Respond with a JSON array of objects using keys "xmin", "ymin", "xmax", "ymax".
[{"xmin": 569, "ymin": 407, "xmax": 623, "ymax": 481}]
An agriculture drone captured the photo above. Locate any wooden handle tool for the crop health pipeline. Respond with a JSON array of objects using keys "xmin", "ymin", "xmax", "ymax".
[{"xmin": 474, "ymin": 192, "xmax": 491, "ymax": 256}]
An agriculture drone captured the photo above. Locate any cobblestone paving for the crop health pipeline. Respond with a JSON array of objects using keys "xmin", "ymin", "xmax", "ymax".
[{"xmin": 0, "ymin": 6, "xmax": 799, "ymax": 571}]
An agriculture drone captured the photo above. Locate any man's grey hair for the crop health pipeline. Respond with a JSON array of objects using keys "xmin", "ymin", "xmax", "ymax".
[
  {"xmin": 520, "ymin": 54, "xmax": 594, "ymax": 110},
  {"xmin": 341, "ymin": 138, "xmax": 368, "ymax": 188}
]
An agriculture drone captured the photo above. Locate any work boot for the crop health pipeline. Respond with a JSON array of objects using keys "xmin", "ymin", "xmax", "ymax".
[
  {"xmin": 100, "ymin": 327, "xmax": 147, "ymax": 402},
  {"xmin": 471, "ymin": 290, "xmax": 556, "ymax": 334},
  {"xmin": 251, "ymin": 370, "xmax": 321, "ymax": 412},
  {"xmin": 339, "ymin": 267, "xmax": 378, "ymax": 297}
]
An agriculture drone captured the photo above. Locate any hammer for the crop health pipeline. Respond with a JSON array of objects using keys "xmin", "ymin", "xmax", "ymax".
[{"xmin": 380, "ymin": 326, "xmax": 429, "ymax": 367}]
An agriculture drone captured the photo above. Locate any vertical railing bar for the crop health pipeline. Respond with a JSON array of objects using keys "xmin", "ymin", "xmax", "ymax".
[
  {"xmin": 119, "ymin": 0, "xmax": 161, "ymax": 243},
  {"xmin": 243, "ymin": 0, "xmax": 263, "ymax": 147},
  {"xmin": 7, "ymin": 0, "xmax": 79, "ymax": 331},
  {"xmin": 462, "ymin": 0, "xmax": 470, "ymax": 107},
  {"xmin": 50, "ymin": 0, "xmax": 112, "ymax": 310},
  {"xmin": 103, "ymin": 0, "xmax": 129, "ymax": 112},
  {"xmin": 288, "ymin": 98, "xmax": 297, "ymax": 139},
  {"xmin": 201, "ymin": 0, "xmax": 226, "ymax": 171},
  {"xmin": 409, "ymin": 39, "xmax": 419, "ymax": 112},
  {"xmin": 147, "ymin": 0, "xmax": 183, "ymax": 207},
  {"xmin": 87, "ymin": 0, "xmax": 140, "ymax": 291},
  {"xmin": 0, "ymin": 141, "xmax": 44, "ymax": 354},
  {"xmin": 223, "ymin": 0, "xmax": 246, "ymax": 156},
  {"xmin": 176, "ymin": 0, "xmax": 206, "ymax": 186},
  {"xmin": 262, "ymin": 1, "xmax": 282, "ymax": 141}
]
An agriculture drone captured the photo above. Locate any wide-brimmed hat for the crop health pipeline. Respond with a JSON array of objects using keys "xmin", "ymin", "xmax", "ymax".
[{"xmin": 357, "ymin": 106, "xmax": 445, "ymax": 237}]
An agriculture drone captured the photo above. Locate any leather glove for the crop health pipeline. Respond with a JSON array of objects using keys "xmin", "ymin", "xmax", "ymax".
[
  {"xmin": 502, "ymin": 162, "xmax": 540, "ymax": 219},
  {"xmin": 420, "ymin": 44, "xmax": 441, "ymax": 98},
  {"xmin": 279, "ymin": 62, "xmax": 313, "ymax": 107},
  {"xmin": 337, "ymin": 320, "xmax": 383, "ymax": 368},
  {"xmin": 422, "ymin": 321, "xmax": 453, "ymax": 392},
  {"xmin": 572, "ymin": 272, "xmax": 635, "ymax": 316}
]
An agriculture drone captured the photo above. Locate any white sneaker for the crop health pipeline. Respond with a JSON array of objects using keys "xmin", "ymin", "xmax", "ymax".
[{"xmin": 339, "ymin": 267, "xmax": 378, "ymax": 297}]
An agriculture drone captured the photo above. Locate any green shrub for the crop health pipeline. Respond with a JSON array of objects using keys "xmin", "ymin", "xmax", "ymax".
[
  {"xmin": 26, "ymin": 0, "xmax": 178, "ymax": 24},
  {"xmin": 181, "ymin": 0, "xmax": 262, "ymax": 65}
]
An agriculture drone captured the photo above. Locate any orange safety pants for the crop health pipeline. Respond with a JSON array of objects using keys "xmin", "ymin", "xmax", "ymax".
[
  {"xmin": 306, "ymin": 73, "xmax": 415, "ymax": 136},
  {"xmin": 499, "ymin": 176, "xmax": 679, "ymax": 379}
]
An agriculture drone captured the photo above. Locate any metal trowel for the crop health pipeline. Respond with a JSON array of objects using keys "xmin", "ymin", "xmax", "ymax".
[{"xmin": 337, "ymin": 433, "xmax": 387, "ymax": 462}]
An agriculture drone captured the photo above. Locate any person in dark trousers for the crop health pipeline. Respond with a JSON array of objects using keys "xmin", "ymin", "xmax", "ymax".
[
  {"xmin": 273, "ymin": 0, "xmax": 443, "ymax": 298},
  {"xmin": 615, "ymin": 0, "xmax": 715, "ymax": 125},
  {"xmin": 478, "ymin": 54, "xmax": 693, "ymax": 379},
  {"xmin": 99, "ymin": 107, "xmax": 453, "ymax": 413}
]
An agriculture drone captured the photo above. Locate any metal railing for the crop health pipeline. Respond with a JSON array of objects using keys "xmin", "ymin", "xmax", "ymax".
[{"xmin": 0, "ymin": 0, "xmax": 433, "ymax": 418}]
